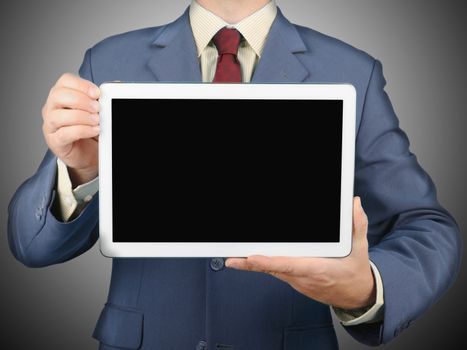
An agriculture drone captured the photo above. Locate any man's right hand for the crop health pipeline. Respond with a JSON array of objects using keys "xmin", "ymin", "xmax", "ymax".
[{"xmin": 42, "ymin": 73, "xmax": 100, "ymax": 187}]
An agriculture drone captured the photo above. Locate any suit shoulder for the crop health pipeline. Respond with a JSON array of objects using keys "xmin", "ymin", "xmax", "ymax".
[
  {"xmin": 90, "ymin": 25, "xmax": 164, "ymax": 54},
  {"xmin": 293, "ymin": 24, "xmax": 375, "ymax": 68},
  {"xmin": 83, "ymin": 24, "xmax": 170, "ymax": 83}
]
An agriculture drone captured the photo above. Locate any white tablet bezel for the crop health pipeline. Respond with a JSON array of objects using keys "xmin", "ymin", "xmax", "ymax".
[{"xmin": 99, "ymin": 83, "xmax": 356, "ymax": 257}]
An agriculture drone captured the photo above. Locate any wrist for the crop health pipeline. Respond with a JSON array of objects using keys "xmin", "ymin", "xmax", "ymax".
[
  {"xmin": 68, "ymin": 166, "xmax": 98, "ymax": 188},
  {"xmin": 338, "ymin": 265, "xmax": 376, "ymax": 310},
  {"xmin": 357, "ymin": 266, "xmax": 377, "ymax": 308}
]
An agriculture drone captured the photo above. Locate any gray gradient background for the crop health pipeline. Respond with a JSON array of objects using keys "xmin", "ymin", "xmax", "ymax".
[{"xmin": 0, "ymin": 0, "xmax": 465, "ymax": 348}]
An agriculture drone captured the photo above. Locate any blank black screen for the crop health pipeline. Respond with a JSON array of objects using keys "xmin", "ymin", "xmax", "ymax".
[{"xmin": 111, "ymin": 99, "xmax": 342, "ymax": 242}]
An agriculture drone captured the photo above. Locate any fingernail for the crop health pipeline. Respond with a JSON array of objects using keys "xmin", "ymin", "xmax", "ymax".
[
  {"xmin": 90, "ymin": 114, "xmax": 99, "ymax": 123},
  {"xmin": 91, "ymin": 101, "xmax": 100, "ymax": 112},
  {"xmin": 93, "ymin": 126, "xmax": 100, "ymax": 134},
  {"xmin": 89, "ymin": 85, "xmax": 100, "ymax": 98}
]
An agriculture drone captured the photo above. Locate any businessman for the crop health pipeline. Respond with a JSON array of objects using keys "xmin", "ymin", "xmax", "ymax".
[{"xmin": 8, "ymin": 0, "xmax": 462, "ymax": 349}]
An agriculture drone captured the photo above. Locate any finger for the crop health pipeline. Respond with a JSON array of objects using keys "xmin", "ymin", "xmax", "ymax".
[
  {"xmin": 55, "ymin": 73, "xmax": 100, "ymax": 99},
  {"xmin": 225, "ymin": 258, "xmax": 298, "ymax": 285},
  {"xmin": 44, "ymin": 109, "xmax": 99, "ymax": 133},
  {"xmin": 225, "ymin": 258, "xmax": 253, "ymax": 271},
  {"xmin": 227, "ymin": 256, "xmax": 310, "ymax": 277},
  {"xmin": 48, "ymin": 87, "xmax": 100, "ymax": 114},
  {"xmin": 353, "ymin": 197, "xmax": 369, "ymax": 241},
  {"xmin": 53, "ymin": 125, "xmax": 100, "ymax": 147}
]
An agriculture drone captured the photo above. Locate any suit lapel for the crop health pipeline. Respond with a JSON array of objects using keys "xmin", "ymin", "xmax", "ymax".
[
  {"xmin": 147, "ymin": 9, "xmax": 202, "ymax": 82},
  {"xmin": 147, "ymin": 8, "xmax": 308, "ymax": 83},
  {"xmin": 252, "ymin": 9, "xmax": 309, "ymax": 83}
]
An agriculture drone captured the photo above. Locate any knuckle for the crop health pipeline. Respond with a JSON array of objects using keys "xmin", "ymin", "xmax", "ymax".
[
  {"xmin": 47, "ymin": 118, "xmax": 57, "ymax": 131},
  {"xmin": 363, "ymin": 212, "xmax": 369, "ymax": 225},
  {"xmin": 360, "ymin": 216, "xmax": 369, "ymax": 231},
  {"xmin": 54, "ymin": 128, "xmax": 67, "ymax": 145},
  {"xmin": 58, "ymin": 72, "xmax": 73, "ymax": 85},
  {"xmin": 48, "ymin": 87, "xmax": 60, "ymax": 103},
  {"xmin": 47, "ymin": 86, "xmax": 56, "ymax": 99},
  {"xmin": 47, "ymin": 117, "xmax": 60, "ymax": 129},
  {"xmin": 41, "ymin": 104, "xmax": 48, "ymax": 119}
]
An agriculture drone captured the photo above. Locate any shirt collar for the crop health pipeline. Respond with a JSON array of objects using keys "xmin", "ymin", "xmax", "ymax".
[{"xmin": 189, "ymin": 0, "xmax": 277, "ymax": 58}]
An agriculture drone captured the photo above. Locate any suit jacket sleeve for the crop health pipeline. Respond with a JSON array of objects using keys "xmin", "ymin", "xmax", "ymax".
[
  {"xmin": 7, "ymin": 49, "xmax": 99, "ymax": 268},
  {"xmin": 344, "ymin": 60, "xmax": 463, "ymax": 345}
]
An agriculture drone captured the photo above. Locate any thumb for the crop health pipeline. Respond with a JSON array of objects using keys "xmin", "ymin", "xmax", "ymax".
[{"xmin": 353, "ymin": 197, "xmax": 369, "ymax": 243}]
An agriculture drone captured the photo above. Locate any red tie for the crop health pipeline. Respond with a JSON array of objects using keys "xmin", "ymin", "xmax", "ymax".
[{"xmin": 212, "ymin": 28, "xmax": 242, "ymax": 83}]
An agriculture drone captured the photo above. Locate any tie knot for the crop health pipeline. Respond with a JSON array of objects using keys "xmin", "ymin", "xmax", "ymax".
[{"xmin": 212, "ymin": 28, "xmax": 241, "ymax": 55}]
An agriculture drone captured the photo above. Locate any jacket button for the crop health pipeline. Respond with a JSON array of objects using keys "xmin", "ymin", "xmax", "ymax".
[
  {"xmin": 35, "ymin": 207, "xmax": 42, "ymax": 220},
  {"xmin": 196, "ymin": 340, "xmax": 207, "ymax": 350},
  {"xmin": 210, "ymin": 258, "xmax": 225, "ymax": 271}
]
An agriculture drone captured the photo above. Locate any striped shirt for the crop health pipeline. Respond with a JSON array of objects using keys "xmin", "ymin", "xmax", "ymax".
[{"xmin": 189, "ymin": 0, "xmax": 277, "ymax": 82}]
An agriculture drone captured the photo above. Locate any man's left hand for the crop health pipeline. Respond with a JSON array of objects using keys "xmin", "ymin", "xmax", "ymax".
[{"xmin": 225, "ymin": 197, "xmax": 376, "ymax": 310}]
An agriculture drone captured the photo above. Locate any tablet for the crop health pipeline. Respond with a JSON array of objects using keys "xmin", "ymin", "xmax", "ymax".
[{"xmin": 98, "ymin": 83, "xmax": 356, "ymax": 257}]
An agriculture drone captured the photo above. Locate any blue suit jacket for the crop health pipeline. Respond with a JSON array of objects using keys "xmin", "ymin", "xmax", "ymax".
[{"xmin": 8, "ymin": 9, "xmax": 462, "ymax": 350}]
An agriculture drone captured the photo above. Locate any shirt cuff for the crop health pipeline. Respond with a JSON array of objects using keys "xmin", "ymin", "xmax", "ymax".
[
  {"xmin": 56, "ymin": 158, "xmax": 99, "ymax": 222},
  {"xmin": 333, "ymin": 261, "xmax": 384, "ymax": 326}
]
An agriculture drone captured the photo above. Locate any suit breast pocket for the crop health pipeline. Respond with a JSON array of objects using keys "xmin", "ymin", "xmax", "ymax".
[
  {"xmin": 283, "ymin": 324, "xmax": 338, "ymax": 350},
  {"xmin": 93, "ymin": 303, "xmax": 144, "ymax": 349}
]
